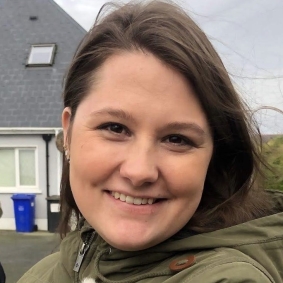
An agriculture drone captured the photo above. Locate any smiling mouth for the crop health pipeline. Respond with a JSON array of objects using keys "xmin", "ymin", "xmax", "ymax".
[{"xmin": 109, "ymin": 191, "xmax": 161, "ymax": 205}]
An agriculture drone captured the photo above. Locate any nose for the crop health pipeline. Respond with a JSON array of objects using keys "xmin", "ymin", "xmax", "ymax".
[{"xmin": 119, "ymin": 144, "xmax": 159, "ymax": 187}]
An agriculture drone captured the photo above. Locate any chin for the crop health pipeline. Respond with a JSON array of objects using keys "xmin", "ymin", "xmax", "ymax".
[{"xmin": 106, "ymin": 235, "xmax": 158, "ymax": 252}]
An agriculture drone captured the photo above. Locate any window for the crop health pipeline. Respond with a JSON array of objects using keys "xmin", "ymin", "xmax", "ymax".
[
  {"xmin": 26, "ymin": 44, "xmax": 56, "ymax": 66},
  {"xmin": 0, "ymin": 148, "xmax": 37, "ymax": 189}
]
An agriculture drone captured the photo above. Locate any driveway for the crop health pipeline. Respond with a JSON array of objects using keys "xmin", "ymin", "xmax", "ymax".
[{"xmin": 0, "ymin": 230, "xmax": 60, "ymax": 283}]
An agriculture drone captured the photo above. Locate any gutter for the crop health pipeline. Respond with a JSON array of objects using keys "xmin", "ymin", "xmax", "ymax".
[{"xmin": 0, "ymin": 127, "xmax": 62, "ymax": 135}]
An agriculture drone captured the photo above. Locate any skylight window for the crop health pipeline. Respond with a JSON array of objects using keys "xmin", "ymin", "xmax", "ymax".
[{"xmin": 27, "ymin": 44, "xmax": 56, "ymax": 66}]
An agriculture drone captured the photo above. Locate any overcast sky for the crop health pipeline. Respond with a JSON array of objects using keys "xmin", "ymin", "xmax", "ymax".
[{"xmin": 54, "ymin": 0, "xmax": 283, "ymax": 134}]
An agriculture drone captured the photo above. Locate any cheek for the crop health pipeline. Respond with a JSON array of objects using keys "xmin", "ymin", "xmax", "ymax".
[
  {"xmin": 69, "ymin": 139, "xmax": 120, "ymax": 189},
  {"xmin": 163, "ymin": 154, "xmax": 211, "ymax": 196},
  {"xmin": 70, "ymin": 155, "xmax": 111, "ymax": 187},
  {"xmin": 71, "ymin": 133, "xmax": 103, "ymax": 166}
]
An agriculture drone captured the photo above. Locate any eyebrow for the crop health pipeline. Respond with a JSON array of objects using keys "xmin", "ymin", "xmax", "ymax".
[
  {"xmin": 90, "ymin": 107, "xmax": 206, "ymax": 137},
  {"xmin": 90, "ymin": 108, "xmax": 136, "ymax": 123},
  {"xmin": 162, "ymin": 122, "xmax": 205, "ymax": 137}
]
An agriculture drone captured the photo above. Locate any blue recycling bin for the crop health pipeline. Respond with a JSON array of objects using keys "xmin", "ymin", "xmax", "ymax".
[{"xmin": 11, "ymin": 194, "xmax": 35, "ymax": 232}]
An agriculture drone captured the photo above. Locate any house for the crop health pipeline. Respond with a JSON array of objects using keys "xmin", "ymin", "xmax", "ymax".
[{"xmin": 0, "ymin": 0, "xmax": 86, "ymax": 231}]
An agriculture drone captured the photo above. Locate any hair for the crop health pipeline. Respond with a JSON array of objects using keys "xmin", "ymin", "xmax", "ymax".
[{"xmin": 58, "ymin": 0, "xmax": 274, "ymax": 238}]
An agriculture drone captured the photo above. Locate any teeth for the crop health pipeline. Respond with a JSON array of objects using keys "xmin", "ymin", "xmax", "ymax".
[
  {"xmin": 142, "ymin": 198, "xmax": 147, "ymax": 204},
  {"xmin": 110, "ymin": 192, "xmax": 156, "ymax": 205},
  {"xmin": 133, "ymin": 198, "xmax": 142, "ymax": 205},
  {"xmin": 126, "ymin": 196, "xmax": 134, "ymax": 204},
  {"xmin": 120, "ymin": 194, "xmax": 126, "ymax": 202}
]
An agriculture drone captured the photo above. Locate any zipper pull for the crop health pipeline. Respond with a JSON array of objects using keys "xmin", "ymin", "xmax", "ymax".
[{"xmin": 73, "ymin": 242, "xmax": 90, "ymax": 272}]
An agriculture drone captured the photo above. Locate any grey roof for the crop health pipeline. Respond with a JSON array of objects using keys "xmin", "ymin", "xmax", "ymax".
[{"xmin": 0, "ymin": 0, "xmax": 86, "ymax": 127}]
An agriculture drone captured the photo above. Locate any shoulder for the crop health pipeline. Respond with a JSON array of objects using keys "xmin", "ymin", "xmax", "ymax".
[
  {"xmin": 182, "ymin": 261, "xmax": 273, "ymax": 283},
  {"xmin": 17, "ymin": 252, "xmax": 71, "ymax": 283},
  {"xmin": 166, "ymin": 249, "xmax": 273, "ymax": 283}
]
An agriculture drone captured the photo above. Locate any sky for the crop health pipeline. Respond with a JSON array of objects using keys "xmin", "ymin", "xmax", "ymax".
[{"xmin": 54, "ymin": 0, "xmax": 283, "ymax": 134}]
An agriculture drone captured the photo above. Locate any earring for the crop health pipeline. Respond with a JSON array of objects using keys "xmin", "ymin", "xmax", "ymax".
[{"xmin": 63, "ymin": 145, "xmax": 70, "ymax": 163}]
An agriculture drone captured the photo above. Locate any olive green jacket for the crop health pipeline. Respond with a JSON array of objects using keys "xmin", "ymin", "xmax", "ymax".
[{"xmin": 18, "ymin": 190, "xmax": 283, "ymax": 283}]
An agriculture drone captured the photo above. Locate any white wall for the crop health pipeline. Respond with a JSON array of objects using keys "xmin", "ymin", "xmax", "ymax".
[{"xmin": 0, "ymin": 134, "xmax": 61, "ymax": 230}]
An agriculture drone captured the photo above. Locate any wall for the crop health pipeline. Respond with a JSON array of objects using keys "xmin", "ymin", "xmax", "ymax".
[{"xmin": 0, "ymin": 134, "xmax": 61, "ymax": 230}]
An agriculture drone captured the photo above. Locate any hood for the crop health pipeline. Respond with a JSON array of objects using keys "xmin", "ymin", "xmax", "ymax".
[{"xmin": 61, "ymin": 190, "xmax": 283, "ymax": 282}]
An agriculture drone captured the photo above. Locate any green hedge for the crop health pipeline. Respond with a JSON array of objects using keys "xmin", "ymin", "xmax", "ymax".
[{"xmin": 262, "ymin": 135, "xmax": 283, "ymax": 191}]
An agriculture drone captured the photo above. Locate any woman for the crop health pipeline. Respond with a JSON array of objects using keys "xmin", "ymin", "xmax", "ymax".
[{"xmin": 18, "ymin": 1, "xmax": 283, "ymax": 282}]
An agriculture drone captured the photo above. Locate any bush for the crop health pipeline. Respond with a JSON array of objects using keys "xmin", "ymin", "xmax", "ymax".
[{"xmin": 262, "ymin": 135, "xmax": 283, "ymax": 191}]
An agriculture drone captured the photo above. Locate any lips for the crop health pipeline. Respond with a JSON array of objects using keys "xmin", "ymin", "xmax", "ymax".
[{"xmin": 110, "ymin": 191, "xmax": 156, "ymax": 205}]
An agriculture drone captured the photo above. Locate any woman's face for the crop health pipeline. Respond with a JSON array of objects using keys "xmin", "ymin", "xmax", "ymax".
[{"xmin": 62, "ymin": 51, "xmax": 213, "ymax": 251}]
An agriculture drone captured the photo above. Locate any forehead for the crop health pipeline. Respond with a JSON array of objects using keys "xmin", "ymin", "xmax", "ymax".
[
  {"xmin": 90, "ymin": 51, "xmax": 193, "ymax": 104},
  {"xmin": 94, "ymin": 51, "xmax": 181, "ymax": 93},
  {"xmin": 78, "ymin": 51, "xmax": 210, "ymax": 132}
]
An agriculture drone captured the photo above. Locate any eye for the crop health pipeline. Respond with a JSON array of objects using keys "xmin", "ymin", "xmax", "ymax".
[
  {"xmin": 163, "ymin": 134, "xmax": 196, "ymax": 147},
  {"xmin": 97, "ymin": 122, "xmax": 130, "ymax": 136}
]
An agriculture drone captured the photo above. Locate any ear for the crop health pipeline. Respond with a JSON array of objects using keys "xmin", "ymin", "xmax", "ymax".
[{"xmin": 62, "ymin": 107, "xmax": 72, "ymax": 146}]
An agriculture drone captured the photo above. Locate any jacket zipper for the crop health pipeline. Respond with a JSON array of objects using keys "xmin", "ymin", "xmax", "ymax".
[{"xmin": 73, "ymin": 231, "xmax": 96, "ymax": 273}]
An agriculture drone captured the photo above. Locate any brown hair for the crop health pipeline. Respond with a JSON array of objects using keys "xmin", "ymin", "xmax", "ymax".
[{"xmin": 59, "ymin": 0, "xmax": 273, "ymax": 237}]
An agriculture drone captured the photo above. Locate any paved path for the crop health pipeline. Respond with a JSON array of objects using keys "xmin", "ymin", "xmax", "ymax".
[{"xmin": 0, "ymin": 230, "xmax": 60, "ymax": 283}]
